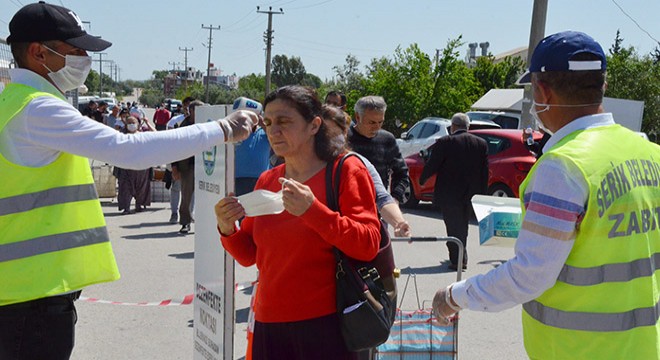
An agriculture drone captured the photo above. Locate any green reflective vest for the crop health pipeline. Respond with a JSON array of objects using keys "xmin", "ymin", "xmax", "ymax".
[
  {"xmin": 519, "ymin": 124, "xmax": 660, "ymax": 359},
  {"xmin": 0, "ymin": 83, "xmax": 120, "ymax": 306}
]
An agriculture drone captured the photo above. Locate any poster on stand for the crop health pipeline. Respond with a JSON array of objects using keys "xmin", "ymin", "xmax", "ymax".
[{"xmin": 193, "ymin": 104, "xmax": 235, "ymax": 360}]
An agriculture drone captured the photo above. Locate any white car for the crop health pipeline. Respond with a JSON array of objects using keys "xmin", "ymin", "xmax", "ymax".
[{"xmin": 396, "ymin": 117, "xmax": 451, "ymax": 158}]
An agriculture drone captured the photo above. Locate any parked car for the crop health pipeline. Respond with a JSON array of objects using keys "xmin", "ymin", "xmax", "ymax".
[
  {"xmin": 401, "ymin": 129, "xmax": 543, "ymax": 207},
  {"xmin": 467, "ymin": 111, "xmax": 521, "ymax": 129},
  {"xmin": 396, "ymin": 117, "xmax": 451, "ymax": 158}
]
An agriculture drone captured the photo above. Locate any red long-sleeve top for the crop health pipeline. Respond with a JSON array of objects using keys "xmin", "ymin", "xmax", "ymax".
[{"xmin": 221, "ymin": 156, "xmax": 381, "ymax": 323}]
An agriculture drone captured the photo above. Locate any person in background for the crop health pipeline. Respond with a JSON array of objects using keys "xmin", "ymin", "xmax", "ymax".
[
  {"xmin": 94, "ymin": 100, "xmax": 108, "ymax": 123},
  {"xmin": 325, "ymin": 90, "xmax": 351, "ymax": 126},
  {"xmin": 114, "ymin": 107, "xmax": 129, "ymax": 130},
  {"xmin": 171, "ymin": 100, "xmax": 205, "ymax": 234},
  {"xmin": 167, "ymin": 96, "xmax": 194, "ymax": 129},
  {"xmin": 347, "ymin": 96, "xmax": 410, "ymax": 204},
  {"xmin": 322, "ymin": 104, "xmax": 411, "ymax": 237},
  {"xmin": 153, "ymin": 101, "xmax": 171, "ymax": 131},
  {"xmin": 105, "ymin": 104, "xmax": 120, "ymax": 128},
  {"xmin": 420, "ymin": 113, "xmax": 488, "ymax": 270},
  {"xmin": 81, "ymin": 99, "xmax": 96, "ymax": 118},
  {"xmin": 0, "ymin": 3, "xmax": 258, "ymax": 358},
  {"xmin": 115, "ymin": 116, "xmax": 153, "ymax": 214},
  {"xmin": 215, "ymin": 85, "xmax": 380, "ymax": 359},
  {"xmin": 432, "ymin": 31, "xmax": 660, "ymax": 359},
  {"xmin": 235, "ymin": 126, "xmax": 272, "ymax": 196}
]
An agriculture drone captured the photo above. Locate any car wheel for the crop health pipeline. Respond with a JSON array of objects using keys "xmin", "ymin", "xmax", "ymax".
[
  {"xmin": 488, "ymin": 183, "xmax": 514, "ymax": 198},
  {"xmin": 401, "ymin": 177, "xmax": 420, "ymax": 208}
]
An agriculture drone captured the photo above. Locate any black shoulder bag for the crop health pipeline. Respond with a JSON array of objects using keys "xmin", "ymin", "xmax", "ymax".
[{"xmin": 325, "ymin": 153, "xmax": 397, "ymax": 352}]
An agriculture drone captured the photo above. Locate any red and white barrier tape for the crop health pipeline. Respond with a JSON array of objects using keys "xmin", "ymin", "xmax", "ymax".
[
  {"xmin": 79, "ymin": 280, "xmax": 258, "ymax": 307},
  {"xmin": 79, "ymin": 294, "xmax": 194, "ymax": 306}
]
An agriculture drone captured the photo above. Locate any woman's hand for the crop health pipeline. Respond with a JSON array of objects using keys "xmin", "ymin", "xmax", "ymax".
[
  {"xmin": 279, "ymin": 177, "xmax": 315, "ymax": 216},
  {"xmin": 214, "ymin": 193, "xmax": 245, "ymax": 235}
]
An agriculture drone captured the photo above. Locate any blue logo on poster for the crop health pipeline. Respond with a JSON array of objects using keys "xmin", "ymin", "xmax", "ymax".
[{"xmin": 203, "ymin": 118, "xmax": 217, "ymax": 176}]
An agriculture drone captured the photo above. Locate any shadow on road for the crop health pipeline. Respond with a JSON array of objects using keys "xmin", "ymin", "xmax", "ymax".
[
  {"xmin": 399, "ymin": 261, "xmax": 455, "ymax": 275},
  {"xmin": 169, "ymin": 251, "xmax": 194, "ymax": 259},
  {"xmin": 122, "ymin": 232, "xmax": 187, "ymax": 240},
  {"xmin": 122, "ymin": 221, "xmax": 177, "ymax": 229}
]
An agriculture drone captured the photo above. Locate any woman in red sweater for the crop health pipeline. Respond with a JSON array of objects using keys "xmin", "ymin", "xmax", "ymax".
[{"xmin": 215, "ymin": 86, "xmax": 381, "ymax": 359}]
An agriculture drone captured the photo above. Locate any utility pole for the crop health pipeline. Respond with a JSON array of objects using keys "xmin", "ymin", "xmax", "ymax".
[
  {"xmin": 168, "ymin": 61, "xmax": 182, "ymax": 72},
  {"xmin": 201, "ymin": 24, "xmax": 221, "ymax": 103},
  {"xmin": 257, "ymin": 6, "xmax": 283, "ymax": 98},
  {"xmin": 520, "ymin": 0, "xmax": 548, "ymax": 129},
  {"xmin": 179, "ymin": 46, "xmax": 193, "ymax": 90},
  {"xmin": 94, "ymin": 52, "xmax": 108, "ymax": 96}
]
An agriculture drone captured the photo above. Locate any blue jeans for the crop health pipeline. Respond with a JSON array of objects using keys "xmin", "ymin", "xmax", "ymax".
[{"xmin": 0, "ymin": 293, "xmax": 79, "ymax": 360}]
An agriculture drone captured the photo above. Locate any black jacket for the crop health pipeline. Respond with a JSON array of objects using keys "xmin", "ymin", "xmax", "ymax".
[
  {"xmin": 347, "ymin": 126, "xmax": 410, "ymax": 203},
  {"xmin": 420, "ymin": 130, "xmax": 488, "ymax": 206}
]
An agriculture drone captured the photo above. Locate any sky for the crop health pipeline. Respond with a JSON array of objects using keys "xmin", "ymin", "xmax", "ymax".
[{"xmin": 2, "ymin": 0, "xmax": 660, "ymax": 82}]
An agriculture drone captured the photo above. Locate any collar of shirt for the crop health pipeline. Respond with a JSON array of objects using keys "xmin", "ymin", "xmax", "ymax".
[
  {"xmin": 9, "ymin": 68, "xmax": 66, "ymax": 100},
  {"xmin": 542, "ymin": 112, "xmax": 615, "ymax": 153}
]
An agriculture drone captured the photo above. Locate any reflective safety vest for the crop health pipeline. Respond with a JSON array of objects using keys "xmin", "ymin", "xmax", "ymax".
[
  {"xmin": 0, "ymin": 83, "xmax": 120, "ymax": 306},
  {"xmin": 519, "ymin": 124, "xmax": 660, "ymax": 359}
]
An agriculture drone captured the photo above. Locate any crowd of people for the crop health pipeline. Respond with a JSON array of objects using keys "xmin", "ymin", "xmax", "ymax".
[{"xmin": 2, "ymin": 2, "xmax": 659, "ymax": 360}]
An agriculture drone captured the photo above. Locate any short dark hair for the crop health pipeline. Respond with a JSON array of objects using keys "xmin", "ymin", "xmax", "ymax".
[
  {"xmin": 325, "ymin": 90, "xmax": 346, "ymax": 106},
  {"xmin": 182, "ymin": 96, "xmax": 195, "ymax": 104},
  {"xmin": 9, "ymin": 42, "xmax": 30, "ymax": 68},
  {"xmin": 533, "ymin": 53, "xmax": 605, "ymax": 104},
  {"xmin": 264, "ymin": 86, "xmax": 339, "ymax": 162}
]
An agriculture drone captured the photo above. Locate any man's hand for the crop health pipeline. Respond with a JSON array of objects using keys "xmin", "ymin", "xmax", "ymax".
[
  {"xmin": 432, "ymin": 285, "xmax": 461, "ymax": 326},
  {"xmin": 394, "ymin": 220, "xmax": 411, "ymax": 237},
  {"xmin": 218, "ymin": 110, "xmax": 260, "ymax": 142}
]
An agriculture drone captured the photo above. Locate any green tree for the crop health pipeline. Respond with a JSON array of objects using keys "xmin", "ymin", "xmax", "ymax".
[
  {"xmin": 361, "ymin": 40, "xmax": 481, "ymax": 135},
  {"xmin": 471, "ymin": 55, "xmax": 525, "ymax": 92},
  {"xmin": 606, "ymin": 31, "xmax": 660, "ymax": 137},
  {"xmin": 271, "ymin": 54, "xmax": 306, "ymax": 87}
]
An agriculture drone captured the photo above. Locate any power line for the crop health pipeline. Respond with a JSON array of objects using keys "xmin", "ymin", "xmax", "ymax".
[
  {"xmin": 287, "ymin": 0, "xmax": 335, "ymax": 10},
  {"xmin": 223, "ymin": 8, "xmax": 258, "ymax": 30},
  {"xmin": 610, "ymin": 0, "xmax": 660, "ymax": 45}
]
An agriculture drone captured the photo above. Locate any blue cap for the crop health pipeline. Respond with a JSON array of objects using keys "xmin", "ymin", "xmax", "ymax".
[{"xmin": 517, "ymin": 31, "xmax": 606, "ymax": 85}]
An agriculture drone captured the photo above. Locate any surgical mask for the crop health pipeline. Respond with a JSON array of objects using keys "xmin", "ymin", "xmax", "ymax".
[
  {"xmin": 237, "ymin": 189, "xmax": 284, "ymax": 217},
  {"xmin": 529, "ymin": 101, "xmax": 602, "ymax": 136},
  {"xmin": 529, "ymin": 101, "xmax": 553, "ymax": 135},
  {"xmin": 126, "ymin": 123, "xmax": 139, "ymax": 132},
  {"xmin": 42, "ymin": 45, "xmax": 92, "ymax": 92}
]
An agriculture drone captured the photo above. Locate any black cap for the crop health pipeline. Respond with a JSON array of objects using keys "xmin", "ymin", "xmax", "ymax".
[{"xmin": 6, "ymin": 1, "xmax": 111, "ymax": 52}]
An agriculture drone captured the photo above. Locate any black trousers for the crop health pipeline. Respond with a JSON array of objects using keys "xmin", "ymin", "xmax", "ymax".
[
  {"xmin": 0, "ymin": 292, "xmax": 80, "ymax": 360},
  {"xmin": 252, "ymin": 313, "xmax": 358, "ymax": 360},
  {"xmin": 441, "ymin": 202, "xmax": 471, "ymax": 266}
]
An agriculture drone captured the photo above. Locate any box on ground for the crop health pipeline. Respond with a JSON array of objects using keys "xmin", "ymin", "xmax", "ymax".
[{"xmin": 471, "ymin": 195, "xmax": 522, "ymax": 247}]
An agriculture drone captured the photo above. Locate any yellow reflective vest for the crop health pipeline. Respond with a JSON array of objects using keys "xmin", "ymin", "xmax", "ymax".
[
  {"xmin": 519, "ymin": 124, "xmax": 660, "ymax": 359},
  {"xmin": 0, "ymin": 83, "xmax": 120, "ymax": 306}
]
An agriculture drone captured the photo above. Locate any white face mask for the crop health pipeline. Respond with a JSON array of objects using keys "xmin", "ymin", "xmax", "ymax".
[
  {"xmin": 126, "ymin": 123, "xmax": 139, "ymax": 132},
  {"xmin": 529, "ymin": 100, "xmax": 602, "ymax": 136},
  {"xmin": 529, "ymin": 101, "xmax": 553, "ymax": 135},
  {"xmin": 42, "ymin": 45, "xmax": 92, "ymax": 92},
  {"xmin": 237, "ymin": 189, "xmax": 284, "ymax": 217}
]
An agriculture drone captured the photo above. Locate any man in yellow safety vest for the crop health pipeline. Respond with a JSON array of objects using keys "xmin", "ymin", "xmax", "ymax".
[
  {"xmin": 0, "ymin": 2, "xmax": 258, "ymax": 359},
  {"xmin": 433, "ymin": 30, "xmax": 660, "ymax": 359}
]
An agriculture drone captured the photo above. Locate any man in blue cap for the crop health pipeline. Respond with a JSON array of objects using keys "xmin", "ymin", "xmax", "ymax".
[
  {"xmin": 433, "ymin": 30, "xmax": 660, "ymax": 359},
  {"xmin": 0, "ymin": 2, "xmax": 258, "ymax": 359}
]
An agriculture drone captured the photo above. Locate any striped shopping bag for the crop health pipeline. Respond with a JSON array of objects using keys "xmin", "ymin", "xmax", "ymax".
[{"xmin": 375, "ymin": 309, "xmax": 457, "ymax": 360}]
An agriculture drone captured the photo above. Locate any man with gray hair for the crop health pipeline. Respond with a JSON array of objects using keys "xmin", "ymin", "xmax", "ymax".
[
  {"xmin": 347, "ymin": 96, "xmax": 410, "ymax": 208},
  {"xmin": 420, "ymin": 112, "xmax": 488, "ymax": 270}
]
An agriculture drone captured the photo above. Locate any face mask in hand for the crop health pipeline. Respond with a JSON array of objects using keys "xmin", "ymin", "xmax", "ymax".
[
  {"xmin": 42, "ymin": 44, "xmax": 92, "ymax": 92},
  {"xmin": 237, "ymin": 189, "xmax": 284, "ymax": 217}
]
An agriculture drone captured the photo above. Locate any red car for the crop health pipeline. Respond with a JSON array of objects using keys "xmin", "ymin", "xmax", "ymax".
[{"xmin": 402, "ymin": 129, "xmax": 543, "ymax": 207}]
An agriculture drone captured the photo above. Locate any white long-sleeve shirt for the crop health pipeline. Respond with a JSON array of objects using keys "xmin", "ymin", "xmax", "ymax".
[
  {"xmin": 0, "ymin": 68, "xmax": 226, "ymax": 169},
  {"xmin": 452, "ymin": 113, "xmax": 616, "ymax": 312}
]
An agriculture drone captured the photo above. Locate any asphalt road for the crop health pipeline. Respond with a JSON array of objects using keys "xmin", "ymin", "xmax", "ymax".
[{"xmin": 71, "ymin": 196, "xmax": 527, "ymax": 360}]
